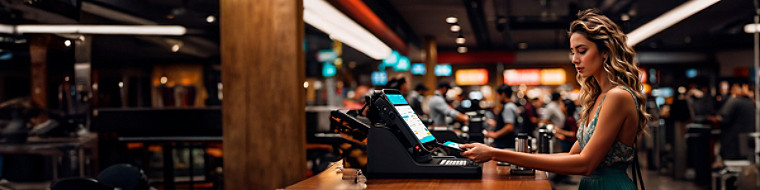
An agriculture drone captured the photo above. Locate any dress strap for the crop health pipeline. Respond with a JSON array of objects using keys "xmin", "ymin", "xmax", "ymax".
[{"xmin": 593, "ymin": 95, "xmax": 608, "ymax": 120}]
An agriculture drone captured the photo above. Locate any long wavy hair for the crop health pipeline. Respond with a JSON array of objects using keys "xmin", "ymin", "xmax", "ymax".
[{"xmin": 570, "ymin": 9, "xmax": 651, "ymax": 136}]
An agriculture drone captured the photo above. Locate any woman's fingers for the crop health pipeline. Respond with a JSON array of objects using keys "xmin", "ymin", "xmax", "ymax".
[{"xmin": 459, "ymin": 143, "xmax": 475, "ymax": 149}]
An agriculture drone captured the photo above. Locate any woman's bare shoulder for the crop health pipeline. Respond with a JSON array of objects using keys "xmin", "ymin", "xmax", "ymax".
[{"xmin": 603, "ymin": 88, "xmax": 636, "ymax": 108}]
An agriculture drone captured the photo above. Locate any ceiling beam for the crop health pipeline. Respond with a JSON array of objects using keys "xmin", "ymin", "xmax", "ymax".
[
  {"xmin": 463, "ymin": 0, "xmax": 492, "ymax": 49},
  {"xmin": 81, "ymin": 2, "xmax": 217, "ymax": 58},
  {"xmin": 330, "ymin": 0, "xmax": 409, "ymax": 55}
]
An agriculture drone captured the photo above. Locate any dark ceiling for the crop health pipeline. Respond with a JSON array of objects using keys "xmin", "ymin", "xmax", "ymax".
[
  {"xmin": 0, "ymin": 0, "xmax": 219, "ymax": 63},
  {"xmin": 0, "ymin": 0, "xmax": 755, "ymax": 65},
  {"xmin": 383, "ymin": 0, "xmax": 756, "ymax": 51}
]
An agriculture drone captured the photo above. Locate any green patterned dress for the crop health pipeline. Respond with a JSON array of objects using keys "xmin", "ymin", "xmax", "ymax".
[{"xmin": 576, "ymin": 86, "xmax": 638, "ymax": 190}]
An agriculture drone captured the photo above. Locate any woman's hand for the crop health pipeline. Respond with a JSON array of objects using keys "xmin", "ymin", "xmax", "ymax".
[{"xmin": 460, "ymin": 143, "xmax": 495, "ymax": 163}]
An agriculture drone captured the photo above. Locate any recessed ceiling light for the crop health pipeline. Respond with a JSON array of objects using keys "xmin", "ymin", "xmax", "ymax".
[
  {"xmin": 206, "ymin": 15, "xmax": 216, "ymax": 23},
  {"xmin": 450, "ymin": 24, "xmax": 461, "ymax": 32},
  {"xmin": 64, "ymin": 40, "xmax": 71, "ymax": 47},
  {"xmin": 456, "ymin": 35, "xmax": 465, "ymax": 44},
  {"xmin": 518, "ymin": 43, "xmax": 528, "ymax": 49},
  {"xmin": 457, "ymin": 46, "xmax": 467, "ymax": 53},
  {"xmin": 621, "ymin": 14, "xmax": 630, "ymax": 21},
  {"xmin": 446, "ymin": 16, "xmax": 458, "ymax": 24},
  {"xmin": 171, "ymin": 44, "xmax": 180, "ymax": 52},
  {"xmin": 745, "ymin": 23, "xmax": 760, "ymax": 33}
]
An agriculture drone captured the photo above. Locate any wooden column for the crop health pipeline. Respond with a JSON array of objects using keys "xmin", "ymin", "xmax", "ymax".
[
  {"xmin": 221, "ymin": 0, "xmax": 305, "ymax": 189},
  {"xmin": 423, "ymin": 36, "xmax": 437, "ymax": 96},
  {"xmin": 30, "ymin": 34, "xmax": 51, "ymax": 109}
]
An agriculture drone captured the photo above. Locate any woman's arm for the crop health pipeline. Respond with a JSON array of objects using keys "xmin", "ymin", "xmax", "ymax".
[{"xmin": 461, "ymin": 88, "xmax": 634, "ymax": 175}]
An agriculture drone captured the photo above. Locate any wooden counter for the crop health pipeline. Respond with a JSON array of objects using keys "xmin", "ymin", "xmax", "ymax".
[{"xmin": 286, "ymin": 160, "xmax": 552, "ymax": 189}]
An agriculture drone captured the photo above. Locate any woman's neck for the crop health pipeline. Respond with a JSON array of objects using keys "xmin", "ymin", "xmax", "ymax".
[{"xmin": 594, "ymin": 71, "xmax": 614, "ymax": 93}]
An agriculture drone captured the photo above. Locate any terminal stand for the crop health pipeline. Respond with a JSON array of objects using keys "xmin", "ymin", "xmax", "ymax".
[{"xmin": 366, "ymin": 126, "xmax": 481, "ymax": 179}]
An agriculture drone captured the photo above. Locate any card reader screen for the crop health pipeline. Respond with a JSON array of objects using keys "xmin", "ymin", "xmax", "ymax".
[
  {"xmin": 394, "ymin": 105, "xmax": 435, "ymax": 143},
  {"xmin": 387, "ymin": 94, "xmax": 408, "ymax": 105}
]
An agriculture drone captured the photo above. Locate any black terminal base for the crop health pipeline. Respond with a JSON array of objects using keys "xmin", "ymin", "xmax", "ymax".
[{"xmin": 366, "ymin": 127, "xmax": 482, "ymax": 179}]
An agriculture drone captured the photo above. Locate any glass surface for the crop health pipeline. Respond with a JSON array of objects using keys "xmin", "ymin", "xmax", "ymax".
[
  {"xmin": 387, "ymin": 94, "xmax": 408, "ymax": 105},
  {"xmin": 393, "ymin": 105, "xmax": 435, "ymax": 143}
]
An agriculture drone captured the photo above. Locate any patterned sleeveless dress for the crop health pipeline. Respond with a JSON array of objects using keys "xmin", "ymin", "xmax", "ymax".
[{"xmin": 576, "ymin": 86, "xmax": 639, "ymax": 190}]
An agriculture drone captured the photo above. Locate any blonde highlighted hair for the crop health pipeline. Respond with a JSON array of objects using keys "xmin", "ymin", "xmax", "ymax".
[{"xmin": 570, "ymin": 9, "xmax": 651, "ymax": 136}]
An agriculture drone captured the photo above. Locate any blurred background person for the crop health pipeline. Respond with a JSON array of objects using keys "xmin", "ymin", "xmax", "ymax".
[
  {"xmin": 685, "ymin": 77, "xmax": 715, "ymax": 124},
  {"xmin": 428, "ymin": 81, "xmax": 468, "ymax": 127},
  {"xmin": 715, "ymin": 82, "xmax": 756, "ymax": 161},
  {"xmin": 521, "ymin": 97, "xmax": 542, "ymax": 137},
  {"xmin": 407, "ymin": 84, "xmax": 429, "ymax": 116},
  {"xmin": 487, "ymin": 85, "xmax": 519, "ymax": 149},
  {"xmin": 540, "ymin": 92, "xmax": 565, "ymax": 135},
  {"xmin": 551, "ymin": 99, "xmax": 580, "ymax": 185}
]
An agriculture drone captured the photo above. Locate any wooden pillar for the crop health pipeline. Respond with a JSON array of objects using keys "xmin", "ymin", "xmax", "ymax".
[
  {"xmin": 30, "ymin": 34, "xmax": 51, "ymax": 109},
  {"xmin": 423, "ymin": 36, "xmax": 437, "ymax": 96},
  {"xmin": 221, "ymin": 0, "xmax": 305, "ymax": 189}
]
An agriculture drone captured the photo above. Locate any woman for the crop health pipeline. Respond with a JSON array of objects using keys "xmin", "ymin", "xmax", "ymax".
[{"xmin": 461, "ymin": 9, "xmax": 650, "ymax": 189}]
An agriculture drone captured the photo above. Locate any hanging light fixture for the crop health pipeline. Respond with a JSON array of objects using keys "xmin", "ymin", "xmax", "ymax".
[
  {"xmin": 457, "ymin": 46, "xmax": 468, "ymax": 53},
  {"xmin": 456, "ymin": 34, "xmax": 465, "ymax": 44},
  {"xmin": 446, "ymin": 16, "xmax": 458, "ymax": 24},
  {"xmin": 450, "ymin": 24, "xmax": 461, "ymax": 32}
]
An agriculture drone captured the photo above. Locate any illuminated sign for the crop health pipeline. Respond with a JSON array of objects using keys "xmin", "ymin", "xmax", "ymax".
[
  {"xmin": 540, "ymin": 69, "xmax": 566, "ymax": 85},
  {"xmin": 322, "ymin": 62, "xmax": 336, "ymax": 77},
  {"xmin": 383, "ymin": 50, "xmax": 400, "ymax": 67},
  {"xmin": 504, "ymin": 69, "xmax": 540, "ymax": 86},
  {"xmin": 504, "ymin": 68, "xmax": 568, "ymax": 86},
  {"xmin": 639, "ymin": 68, "xmax": 647, "ymax": 83},
  {"xmin": 371, "ymin": 71, "xmax": 388, "ymax": 86},
  {"xmin": 642, "ymin": 83, "xmax": 651, "ymax": 94},
  {"xmin": 686, "ymin": 68, "xmax": 697, "ymax": 78},
  {"xmin": 435, "ymin": 64, "xmax": 452, "ymax": 76},
  {"xmin": 455, "ymin": 69, "xmax": 489, "ymax": 86},
  {"xmin": 411, "ymin": 63, "xmax": 426, "ymax": 75},
  {"xmin": 317, "ymin": 50, "xmax": 337, "ymax": 62},
  {"xmin": 394, "ymin": 56, "xmax": 410, "ymax": 71}
]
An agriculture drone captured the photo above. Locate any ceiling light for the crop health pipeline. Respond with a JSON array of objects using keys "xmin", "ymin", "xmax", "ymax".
[
  {"xmin": 745, "ymin": 23, "xmax": 760, "ymax": 33},
  {"xmin": 171, "ymin": 44, "xmax": 181, "ymax": 52},
  {"xmin": 304, "ymin": 0, "xmax": 391, "ymax": 60},
  {"xmin": 0, "ymin": 24, "xmax": 187, "ymax": 35},
  {"xmin": 456, "ymin": 35, "xmax": 465, "ymax": 44},
  {"xmin": 457, "ymin": 46, "xmax": 468, "ymax": 53},
  {"xmin": 0, "ymin": 25, "xmax": 12, "ymax": 34},
  {"xmin": 450, "ymin": 24, "xmax": 461, "ymax": 32},
  {"xmin": 518, "ymin": 43, "xmax": 528, "ymax": 49},
  {"xmin": 621, "ymin": 14, "xmax": 630, "ymax": 21},
  {"xmin": 64, "ymin": 40, "xmax": 71, "ymax": 47},
  {"xmin": 206, "ymin": 15, "xmax": 216, "ymax": 23},
  {"xmin": 446, "ymin": 16, "xmax": 458, "ymax": 24},
  {"xmin": 626, "ymin": 0, "xmax": 719, "ymax": 46}
]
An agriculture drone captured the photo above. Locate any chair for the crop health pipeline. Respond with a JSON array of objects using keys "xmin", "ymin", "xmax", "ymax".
[
  {"xmin": 50, "ymin": 177, "xmax": 114, "ymax": 190},
  {"xmin": 96, "ymin": 164, "xmax": 149, "ymax": 190}
]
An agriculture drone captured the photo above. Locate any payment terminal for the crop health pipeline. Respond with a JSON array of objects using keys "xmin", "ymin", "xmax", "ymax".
[
  {"xmin": 374, "ymin": 90, "xmax": 439, "ymax": 152},
  {"xmin": 366, "ymin": 89, "xmax": 481, "ymax": 178}
]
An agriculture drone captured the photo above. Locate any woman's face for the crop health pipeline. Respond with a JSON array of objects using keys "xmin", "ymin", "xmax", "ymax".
[{"xmin": 570, "ymin": 32, "xmax": 607, "ymax": 78}]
